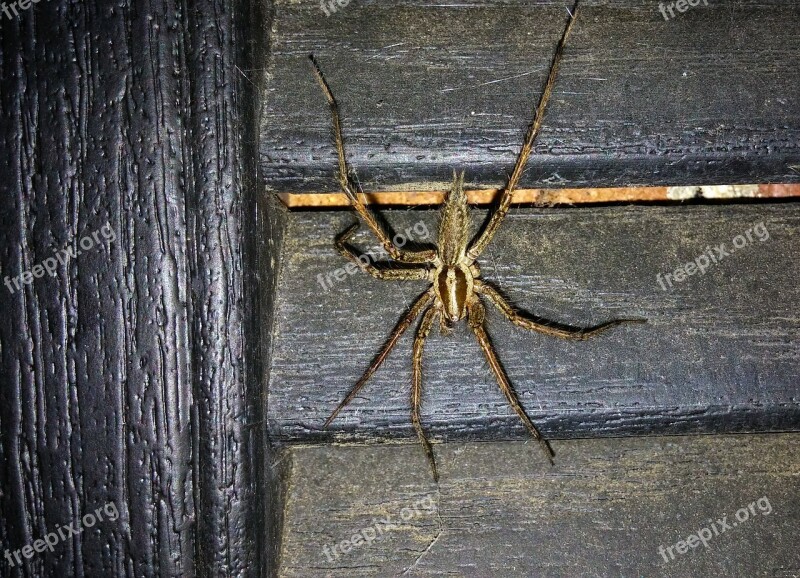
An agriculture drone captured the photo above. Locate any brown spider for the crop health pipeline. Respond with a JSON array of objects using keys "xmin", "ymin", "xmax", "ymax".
[{"xmin": 309, "ymin": 2, "xmax": 643, "ymax": 481}]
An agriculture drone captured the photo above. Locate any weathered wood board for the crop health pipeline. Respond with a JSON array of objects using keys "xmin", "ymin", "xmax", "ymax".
[
  {"xmin": 261, "ymin": 0, "xmax": 800, "ymax": 193},
  {"xmin": 278, "ymin": 435, "xmax": 800, "ymax": 577},
  {"xmin": 267, "ymin": 202, "xmax": 800, "ymax": 443},
  {"xmin": 0, "ymin": 0, "xmax": 272, "ymax": 575}
]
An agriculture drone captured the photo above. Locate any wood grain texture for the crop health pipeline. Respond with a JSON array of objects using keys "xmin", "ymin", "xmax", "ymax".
[
  {"xmin": 261, "ymin": 0, "xmax": 800, "ymax": 194},
  {"xmin": 0, "ymin": 0, "xmax": 274, "ymax": 576},
  {"xmin": 278, "ymin": 435, "xmax": 800, "ymax": 577},
  {"xmin": 268, "ymin": 203, "xmax": 800, "ymax": 443}
]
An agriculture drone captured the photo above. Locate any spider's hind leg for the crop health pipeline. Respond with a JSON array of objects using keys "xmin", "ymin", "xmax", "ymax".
[
  {"xmin": 465, "ymin": 3, "xmax": 581, "ymax": 262},
  {"xmin": 309, "ymin": 55, "xmax": 436, "ymax": 264},
  {"xmin": 467, "ymin": 297, "xmax": 555, "ymax": 465}
]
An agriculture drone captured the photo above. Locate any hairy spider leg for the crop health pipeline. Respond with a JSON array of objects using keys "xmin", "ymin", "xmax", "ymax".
[
  {"xmin": 335, "ymin": 222, "xmax": 432, "ymax": 281},
  {"xmin": 309, "ymin": 55, "xmax": 436, "ymax": 265},
  {"xmin": 476, "ymin": 280, "xmax": 646, "ymax": 340},
  {"xmin": 411, "ymin": 305, "xmax": 441, "ymax": 481},
  {"xmin": 467, "ymin": 297, "xmax": 555, "ymax": 464},
  {"xmin": 324, "ymin": 289, "xmax": 435, "ymax": 427},
  {"xmin": 467, "ymin": 1, "xmax": 581, "ymax": 262}
]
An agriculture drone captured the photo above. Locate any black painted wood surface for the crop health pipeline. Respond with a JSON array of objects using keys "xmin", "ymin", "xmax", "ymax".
[
  {"xmin": 261, "ymin": 0, "xmax": 800, "ymax": 194},
  {"xmin": 3, "ymin": 0, "xmax": 800, "ymax": 576},
  {"xmin": 268, "ymin": 203, "xmax": 800, "ymax": 443},
  {"xmin": 0, "ymin": 0, "xmax": 275, "ymax": 576},
  {"xmin": 278, "ymin": 435, "xmax": 800, "ymax": 577}
]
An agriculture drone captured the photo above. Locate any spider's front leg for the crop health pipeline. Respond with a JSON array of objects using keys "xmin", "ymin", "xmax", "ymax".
[
  {"xmin": 324, "ymin": 289, "xmax": 434, "ymax": 427},
  {"xmin": 475, "ymin": 280, "xmax": 646, "ymax": 340},
  {"xmin": 335, "ymin": 222, "xmax": 431, "ymax": 281},
  {"xmin": 411, "ymin": 305, "xmax": 441, "ymax": 482},
  {"xmin": 467, "ymin": 297, "xmax": 555, "ymax": 464}
]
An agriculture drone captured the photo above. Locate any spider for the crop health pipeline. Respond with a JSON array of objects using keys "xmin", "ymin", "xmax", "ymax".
[{"xmin": 309, "ymin": 1, "xmax": 644, "ymax": 481}]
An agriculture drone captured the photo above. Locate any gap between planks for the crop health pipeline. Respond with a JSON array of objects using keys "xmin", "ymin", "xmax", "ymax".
[{"xmin": 277, "ymin": 183, "xmax": 800, "ymax": 208}]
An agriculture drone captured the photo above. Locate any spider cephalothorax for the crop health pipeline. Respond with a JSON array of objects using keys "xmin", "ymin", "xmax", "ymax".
[{"xmin": 310, "ymin": 1, "xmax": 643, "ymax": 481}]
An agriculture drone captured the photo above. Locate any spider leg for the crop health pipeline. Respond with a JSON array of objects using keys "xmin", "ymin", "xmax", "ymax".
[
  {"xmin": 466, "ymin": 2, "xmax": 580, "ymax": 262},
  {"xmin": 324, "ymin": 289, "xmax": 435, "ymax": 427},
  {"xmin": 412, "ymin": 305, "xmax": 441, "ymax": 482},
  {"xmin": 335, "ymin": 222, "xmax": 431, "ymax": 281},
  {"xmin": 309, "ymin": 55, "xmax": 436, "ymax": 265},
  {"xmin": 476, "ymin": 280, "xmax": 646, "ymax": 340},
  {"xmin": 467, "ymin": 297, "xmax": 555, "ymax": 465}
]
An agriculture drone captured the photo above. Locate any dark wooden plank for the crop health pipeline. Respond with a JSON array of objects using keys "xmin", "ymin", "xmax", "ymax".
[
  {"xmin": 277, "ymin": 435, "xmax": 800, "ymax": 577},
  {"xmin": 268, "ymin": 202, "xmax": 800, "ymax": 443},
  {"xmin": 0, "ymin": 0, "xmax": 275, "ymax": 576},
  {"xmin": 259, "ymin": 192, "xmax": 292, "ymax": 577},
  {"xmin": 261, "ymin": 0, "xmax": 800, "ymax": 193}
]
